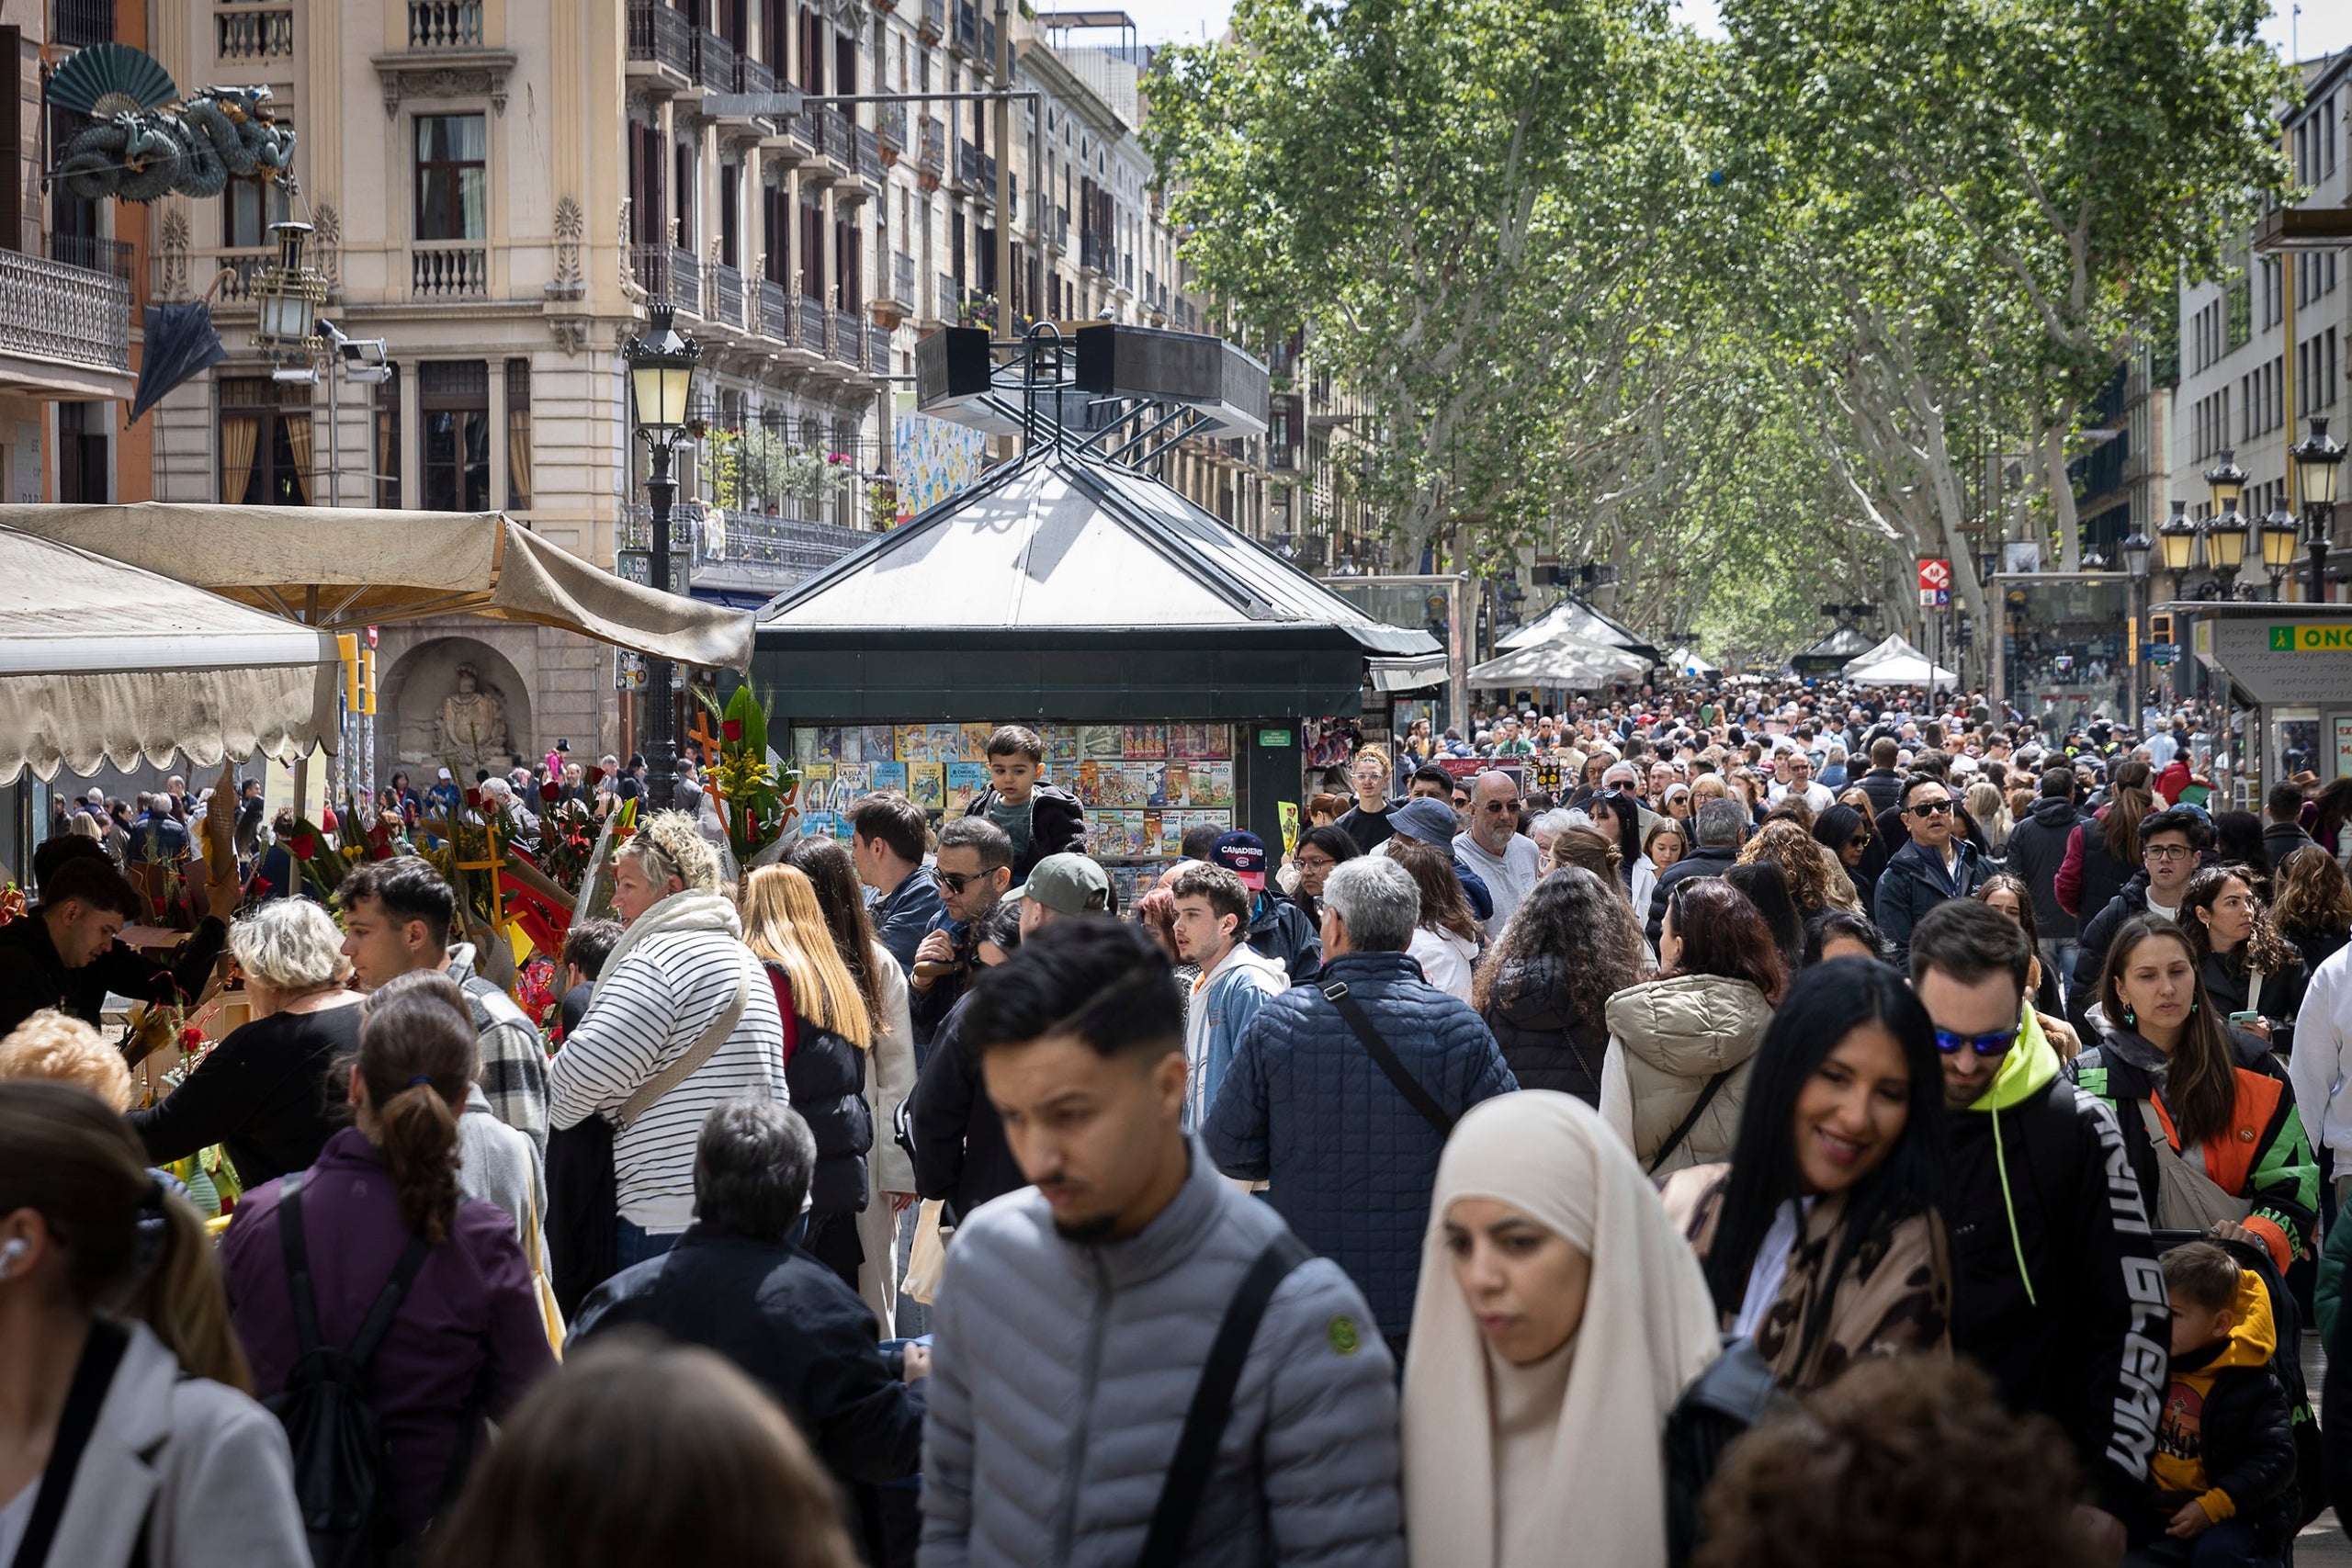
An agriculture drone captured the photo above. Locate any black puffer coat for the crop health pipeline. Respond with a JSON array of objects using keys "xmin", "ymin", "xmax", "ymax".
[
  {"xmin": 766, "ymin": 964, "xmax": 873, "ymax": 1219},
  {"xmin": 1478, "ymin": 953, "xmax": 1609, "ymax": 1106}
]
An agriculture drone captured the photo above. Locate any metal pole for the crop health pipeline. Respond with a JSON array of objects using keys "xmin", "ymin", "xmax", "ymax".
[
  {"xmin": 993, "ymin": 0, "xmax": 1012, "ymax": 336},
  {"xmin": 2315, "ymin": 511, "xmax": 2333, "ymax": 607},
  {"xmin": 327, "ymin": 357, "xmax": 340, "ymax": 508},
  {"xmin": 645, "ymin": 439, "xmax": 679, "ymax": 815}
]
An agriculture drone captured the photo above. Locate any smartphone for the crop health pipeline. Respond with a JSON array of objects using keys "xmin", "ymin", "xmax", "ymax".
[{"xmin": 2228, "ymin": 1011, "xmax": 2263, "ymax": 1025}]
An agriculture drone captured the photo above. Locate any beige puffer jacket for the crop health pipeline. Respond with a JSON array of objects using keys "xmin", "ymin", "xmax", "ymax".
[{"xmin": 1599, "ymin": 973, "xmax": 1775, "ymax": 1174}]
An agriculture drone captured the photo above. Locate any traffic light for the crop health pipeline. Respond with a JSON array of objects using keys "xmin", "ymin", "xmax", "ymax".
[
  {"xmin": 2149, "ymin": 613, "xmax": 2173, "ymax": 648},
  {"xmin": 336, "ymin": 633, "xmax": 361, "ymax": 712}
]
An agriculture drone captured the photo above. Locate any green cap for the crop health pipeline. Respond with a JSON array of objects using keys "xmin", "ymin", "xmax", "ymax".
[{"xmin": 1009, "ymin": 852, "xmax": 1110, "ymax": 917}]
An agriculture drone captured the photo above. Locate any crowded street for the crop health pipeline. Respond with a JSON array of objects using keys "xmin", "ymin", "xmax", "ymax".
[{"xmin": 3, "ymin": 0, "xmax": 2352, "ymax": 1563}]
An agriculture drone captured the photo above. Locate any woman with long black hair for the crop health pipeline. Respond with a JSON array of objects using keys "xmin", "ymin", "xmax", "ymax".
[
  {"xmin": 1812, "ymin": 804, "xmax": 1878, "ymax": 911},
  {"xmin": 1585, "ymin": 791, "xmax": 1645, "ymax": 895},
  {"xmin": 1661, "ymin": 957, "xmax": 1951, "ymax": 1393}
]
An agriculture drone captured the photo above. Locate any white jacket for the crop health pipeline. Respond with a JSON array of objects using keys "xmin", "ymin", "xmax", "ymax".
[
  {"xmin": 42, "ymin": 1320, "xmax": 310, "ymax": 1568},
  {"xmin": 1408, "ymin": 924, "xmax": 1480, "ymax": 1004},
  {"xmin": 2290, "ymin": 942, "xmax": 2352, "ymax": 1159}
]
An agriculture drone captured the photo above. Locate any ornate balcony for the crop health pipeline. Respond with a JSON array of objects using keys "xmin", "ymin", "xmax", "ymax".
[
  {"xmin": 0, "ymin": 245, "xmax": 133, "ymax": 400},
  {"xmin": 411, "ymin": 242, "xmax": 488, "ymax": 300}
]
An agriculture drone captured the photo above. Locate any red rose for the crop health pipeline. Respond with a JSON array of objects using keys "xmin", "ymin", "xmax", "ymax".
[
  {"xmin": 721, "ymin": 718, "xmax": 744, "ymax": 742},
  {"xmin": 585, "ymin": 766, "xmax": 605, "ymax": 784},
  {"xmin": 250, "ymin": 876, "xmax": 273, "ymax": 894},
  {"xmin": 179, "ymin": 1025, "xmax": 206, "ymax": 1049},
  {"xmin": 540, "ymin": 780, "xmax": 562, "ymax": 802},
  {"xmin": 465, "ymin": 788, "xmax": 482, "ymax": 809},
  {"xmin": 289, "ymin": 834, "xmax": 318, "ymax": 860}
]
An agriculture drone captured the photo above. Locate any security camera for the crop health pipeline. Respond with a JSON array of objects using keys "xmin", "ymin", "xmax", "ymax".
[
  {"xmin": 340, "ymin": 337, "xmax": 390, "ymax": 369},
  {"xmin": 271, "ymin": 364, "xmax": 319, "ymax": 384}
]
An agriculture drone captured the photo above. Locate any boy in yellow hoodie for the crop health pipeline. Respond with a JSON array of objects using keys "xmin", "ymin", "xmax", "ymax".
[{"xmin": 2151, "ymin": 1242, "xmax": 2298, "ymax": 1565}]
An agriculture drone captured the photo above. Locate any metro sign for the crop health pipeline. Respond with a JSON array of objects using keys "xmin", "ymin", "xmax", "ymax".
[{"xmin": 1918, "ymin": 558, "xmax": 1951, "ymax": 607}]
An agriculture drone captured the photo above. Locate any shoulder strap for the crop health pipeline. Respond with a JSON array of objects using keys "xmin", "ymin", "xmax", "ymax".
[
  {"xmin": 345, "ymin": 1235, "xmax": 434, "ymax": 1371},
  {"xmin": 1136, "ymin": 1231, "xmax": 1315, "ymax": 1568},
  {"xmin": 279, "ymin": 1169, "xmax": 432, "ymax": 1372},
  {"xmin": 1648, "ymin": 1067, "xmax": 1736, "ymax": 1176},
  {"xmin": 617, "ymin": 950, "xmax": 757, "ymax": 1128},
  {"xmin": 9, "ymin": 1321, "xmax": 130, "ymax": 1568},
  {"xmin": 1320, "ymin": 981, "xmax": 1454, "ymax": 1138}
]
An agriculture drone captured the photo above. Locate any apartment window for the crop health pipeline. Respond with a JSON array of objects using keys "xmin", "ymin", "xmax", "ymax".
[
  {"xmin": 2227, "ymin": 275, "xmax": 2251, "ymax": 352},
  {"xmin": 421, "ymin": 360, "xmax": 490, "ymax": 512},
  {"xmin": 374, "ymin": 378, "xmax": 401, "ymax": 509},
  {"xmin": 503, "ymin": 358, "xmax": 532, "ymax": 510},
  {"xmin": 674, "ymin": 141, "xmax": 695, "ymax": 246},
  {"xmin": 220, "ymin": 377, "xmax": 311, "ymax": 505},
  {"xmin": 719, "ymin": 160, "xmax": 740, "ymax": 267},
  {"xmin": 415, "ymin": 114, "xmax": 486, "ymax": 241},
  {"xmin": 224, "ymin": 173, "xmax": 291, "ymax": 248},
  {"xmin": 56, "ymin": 403, "xmax": 108, "ymax": 503}
]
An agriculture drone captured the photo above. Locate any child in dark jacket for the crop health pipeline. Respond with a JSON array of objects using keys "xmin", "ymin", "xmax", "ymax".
[
  {"xmin": 961, "ymin": 725, "xmax": 1086, "ymax": 882},
  {"xmin": 2151, "ymin": 1242, "xmax": 2298, "ymax": 1565}
]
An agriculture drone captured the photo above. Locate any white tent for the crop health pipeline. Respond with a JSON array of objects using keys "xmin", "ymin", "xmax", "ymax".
[
  {"xmin": 1843, "ymin": 635, "xmax": 1956, "ymax": 688},
  {"xmin": 1468, "ymin": 633, "xmax": 1650, "ymax": 691},
  {"xmin": 0, "ymin": 525, "xmax": 339, "ymax": 781},
  {"xmin": 1665, "ymin": 645, "xmax": 1718, "ymax": 678}
]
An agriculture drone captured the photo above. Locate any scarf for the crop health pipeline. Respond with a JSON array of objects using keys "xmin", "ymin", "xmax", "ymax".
[
  {"xmin": 601, "ymin": 888, "xmax": 742, "ymax": 977},
  {"xmin": 1402, "ymin": 1092, "xmax": 1721, "ymax": 1568}
]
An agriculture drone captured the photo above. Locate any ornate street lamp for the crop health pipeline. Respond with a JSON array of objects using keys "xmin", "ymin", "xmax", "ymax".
[
  {"xmin": 2205, "ymin": 447, "xmax": 2248, "ymax": 519},
  {"xmin": 2260, "ymin": 507, "xmax": 2301, "ymax": 599},
  {"xmin": 2294, "ymin": 416, "xmax": 2345, "ymax": 604},
  {"xmin": 2121, "ymin": 522, "xmax": 2153, "ymax": 727},
  {"xmin": 2201, "ymin": 448, "xmax": 2250, "ymax": 600},
  {"xmin": 2120, "ymin": 522, "xmax": 2154, "ymax": 584},
  {"xmin": 2157, "ymin": 500, "xmax": 2198, "ymax": 584},
  {"xmin": 623, "ymin": 303, "xmax": 702, "ymax": 815},
  {"xmin": 250, "ymin": 220, "xmax": 326, "ymax": 359}
]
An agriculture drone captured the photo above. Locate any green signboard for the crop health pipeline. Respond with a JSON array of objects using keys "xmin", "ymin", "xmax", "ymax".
[
  {"xmin": 1258, "ymin": 728, "xmax": 1293, "ymax": 747},
  {"xmin": 2269, "ymin": 625, "xmax": 2352, "ymax": 652}
]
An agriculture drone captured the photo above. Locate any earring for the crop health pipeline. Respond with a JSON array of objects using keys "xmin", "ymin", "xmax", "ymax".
[
  {"xmin": 0, "ymin": 1237, "xmax": 26, "ymax": 1279},
  {"xmin": 2122, "ymin": 1008, "xmax": 2135, "ymax": 1025}
]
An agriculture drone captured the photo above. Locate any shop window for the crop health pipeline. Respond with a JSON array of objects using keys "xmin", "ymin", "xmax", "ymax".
[
  {"xmin": 421, "ymin": 360, "xmax": 490, "ymax": 513},
  {"xmin": 219, "ymin": 377, "xmax": 312, "ymax": 505},
  {"xmin": 375, "ymin": 377, "xmax": 401, "ymax": 509},
  {"xmin": 415, "ymin": 114, "xmax": 486, "ymax": 242},
  {"xmin": 505, "ymin": 357, "xmax": 532, "ymax": 511}
]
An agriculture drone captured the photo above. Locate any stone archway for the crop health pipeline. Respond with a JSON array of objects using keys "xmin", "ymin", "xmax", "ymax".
[{"xmin": 378, "ymin": 635, "xmax": 536, "ymax": 783}]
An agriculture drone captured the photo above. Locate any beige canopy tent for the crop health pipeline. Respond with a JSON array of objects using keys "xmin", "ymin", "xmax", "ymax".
[
  {"xmin": 0, "ymin": 524, "xmax": 339, "ymax": 781},
  {"xmin": 0, "ymin": 503, "xmax": 755, "ymax": 671}
]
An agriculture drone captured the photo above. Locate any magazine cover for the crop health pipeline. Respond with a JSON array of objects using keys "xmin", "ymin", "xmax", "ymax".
[
  {"xmin": 836, "ymin": 763, "xmax": 873, "ymax": 797},
  {"xmin": 908, "ymin": 762, "xmax": 945, "ymax": 809},
  {"xmin": 1191, "ymin": 761, "xmax": 1235, "ymax": 807},
  {"xmin": 1165, "ymin": 724, "xmax": 1206, "ymax": 760},
  {"xmin": 1121, "ymin": 724, "xmax": 1166, "ymax": 759},
  {"xmin": 800, "ymin": 810, "xmax": 837, "ymax": 840},
  {"xmin": 813, "ymin": 726, "xmax": 846, "ymax": 761},
  {"xmin": 862, "ymin": 726, "xmax": 899, "ymax": 764},
  {"xmin": 869, "ymin": 761, "xmax": 908, "ymax": 794},
  {"xmin": 793, "ymin": 728, "xmax": 820, "ymax": 765},
  {"xmin": 1119, "ymin": 811, "xmax": 1154, "ymax": 858},
  {"xmin": 1078, "ymin": 724, "xmax": 1123, "ymax": 761},
  {"xmin": 802, "ymin": 761, "xmax": 835, "ymax": 793},
  {"xmin": 959, "ymin": 722, "xmax": 995, "ymax": 761},
  {"xmin": 945, "ymin": 761, "xmax": 989, "ymax": 812},
  {"xmin": 1183, "ymin": 808, "xmax": 1231, "ymax": 840},
  {"xmin": 1045, "ymin": 726, "xmax": 1080, "ymax": 768},
  {"xmin": 897, "ymin": 724, "xmax": 933, "ymax": 763},
  {"xmin": 927, "ymin": 724, "xmax": 964, "ymax": 764},
  {"xmin": 1158, "ymin": 761, "xmax": 1191, "ymax": 807}
]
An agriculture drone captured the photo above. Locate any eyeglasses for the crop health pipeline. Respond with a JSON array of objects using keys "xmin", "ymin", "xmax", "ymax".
[
  {"xmin": 1907, "ymin": 799, "xmax": 1954, "ymax": 818},
  {"xmin": 1933, "ymin": 1022, "xmax": 2021, "ymax": 1057},
  {"xmin": 933, "ymin": 867, "xmax": 983, "ymax": 894},
  {"xmin": 1847, "ymin": 833, "xmax": 1871, "ymax": 849},
  {"xmin": 2144, "ymin": 844, "xmax": 2194, "ymax": 862}
]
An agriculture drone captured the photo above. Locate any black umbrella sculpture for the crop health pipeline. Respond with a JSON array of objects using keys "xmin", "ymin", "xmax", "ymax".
[{"xmin": 128, "ymin": 301, "xmax": 228, "ymax": 427}]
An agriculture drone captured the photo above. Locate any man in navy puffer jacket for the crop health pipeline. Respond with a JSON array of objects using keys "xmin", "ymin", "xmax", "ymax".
[{"xmin": 1204, "ymin": 855, "xmax": 1516, "ymax": 1348}]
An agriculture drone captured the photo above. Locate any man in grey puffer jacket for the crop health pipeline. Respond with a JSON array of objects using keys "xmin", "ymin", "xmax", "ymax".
[{"xmin": 922, "ymin": 919, "xmax": 1403, "ymax": 1568}]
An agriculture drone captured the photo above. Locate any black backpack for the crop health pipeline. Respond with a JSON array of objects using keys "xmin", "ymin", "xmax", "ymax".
[
  {"xmin": 263, "ymin": 1171, "xmax": 432, "ymax": 1568},
  {"xmin": 1663, "ymin": 1335, "xmax": 1786, "ymax": 1566}
]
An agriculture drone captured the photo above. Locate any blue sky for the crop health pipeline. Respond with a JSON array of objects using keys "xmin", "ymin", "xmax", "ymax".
[{"xmin": 1124, "ymin": 0, "xmax": 2349, "ymax": 58}]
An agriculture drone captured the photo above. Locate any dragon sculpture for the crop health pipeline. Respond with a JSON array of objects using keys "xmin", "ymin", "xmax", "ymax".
[{"xmin": 46, "ymin": 43, "xmax": 296, "ymax": 203}]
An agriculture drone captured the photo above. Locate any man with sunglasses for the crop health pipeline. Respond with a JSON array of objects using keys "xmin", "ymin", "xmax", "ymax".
[
  {"xmin": 1873, "ymin": 775, "xmax": 1990, "ymax": 969},
  {"xmin": 1910, "ymin": 901, "xmax": 2165, "ymax": 1563},
  {"xmin": 909, "ymin": 818, "xmax": 1016, "ymax": 1047}
]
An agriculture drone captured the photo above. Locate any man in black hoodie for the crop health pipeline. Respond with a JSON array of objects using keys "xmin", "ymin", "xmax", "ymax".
[
  {"xmin": 2068, "ymin": 807, "xmax": 2209, "ymax": 1034},
  {"xmin": 1911, "ymin": 901, "xmax": 2166, "ymax": 1559},
  {"xmin": 2007, "ymin": 765, "xmax": 2090, "ymax": 987},
  {"xmin": 1855, "ymin": 735, "xmax": 1907, "ymax": 818}
]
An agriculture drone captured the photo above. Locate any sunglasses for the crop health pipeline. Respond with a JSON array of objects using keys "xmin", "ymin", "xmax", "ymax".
[
  {"xmin": 1933, "ymin": 1022, "xmax": 2021, "ymax": 1057},
  {"xmin": 933, "ymin": 867, "xmax": 985, "ymax": 894},
  {"xmin": 1847, "ymin": 832, "xmax": 1871, "ymax": 848},
  {"xmin": 1907, "ymin": 799, "xmax": 1954, "ymax": 818}
]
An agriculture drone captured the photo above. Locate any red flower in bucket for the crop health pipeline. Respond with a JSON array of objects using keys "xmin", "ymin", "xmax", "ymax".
[
  {"xmin": 721, "ymin": 718, "xmax": 745, "ymax": 743},
  {"xmin": 288, "ymin": 834, "xmax": 318, "ymax": 861},
  {"xmin": 540, "ymin": 779, "xmax": 562, "ymax": 802},
  {"xmin": 585, "ymin": 765, "xmax": 605, "ymax": 785}
]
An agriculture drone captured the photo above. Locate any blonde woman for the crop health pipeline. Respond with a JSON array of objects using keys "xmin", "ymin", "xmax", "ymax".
[
  {"xmin": 740, "ymin": 864, "xmax": 876, "ymax": 1293},
  {"xmin": 1965, "ymin": 780, "xmax": 2012, "ymax": 856}
]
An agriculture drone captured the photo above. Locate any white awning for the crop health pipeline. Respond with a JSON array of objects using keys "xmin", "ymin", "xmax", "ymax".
[
  {"xmin": 1468, "ymin": 633, "xmax": 1650, "ymax": 690},
  {"xmin": 0, "ymin": 525, "xmax": 339, "ymax": 781}
]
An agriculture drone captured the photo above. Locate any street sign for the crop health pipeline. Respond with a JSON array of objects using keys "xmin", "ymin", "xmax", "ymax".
[
  {"xmin": 1917, "ymin": 558, "xmax": 1951, "ymax": 607},
  {"xmin": 2149, "ymin": 643, "xmax": 2178, "ymax": 666}
]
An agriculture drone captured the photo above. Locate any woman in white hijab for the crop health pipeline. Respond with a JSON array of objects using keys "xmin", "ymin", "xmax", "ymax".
[{"xmin": 1402, "ymin": 1090, "xmax": 1722, "ymax": 1568}]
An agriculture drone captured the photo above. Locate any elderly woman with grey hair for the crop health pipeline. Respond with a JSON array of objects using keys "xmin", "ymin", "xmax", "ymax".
[{"xmin": 129, "ymin": 897, "xmax": 359, "ymax": 1183}]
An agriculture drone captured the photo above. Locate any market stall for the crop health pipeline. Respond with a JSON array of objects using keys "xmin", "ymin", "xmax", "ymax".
[
  {"xmin": 1665, "ymin": 646, "xmax": 1719, "ymax": 680},
  {"xmin": 1790, "ymin": 624, "xmax": 1880, "ymax": 679},
  {"xmin": 1467, "ymin": 631, "xmax": 1652, "ymax": 695},
  {"xmin": 1497, "ymin": 592, "xmax": 1662, "ymax": 663},
  {"xmin": 752, "ymin": 447, "xmax": 1440, "ymax": 903},
  {"xmin": 2176, "ymin": 601, "xmax": 2352, "ymax": 807},
  {"xmin": 1843, "ymin": 634, "xmax": 1958, "ymax": 688}
]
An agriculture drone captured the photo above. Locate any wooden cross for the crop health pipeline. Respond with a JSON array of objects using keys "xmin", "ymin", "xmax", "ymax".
[{"xmin": 686, "ymin": 711, "xmax": 723, "ymax": 764}]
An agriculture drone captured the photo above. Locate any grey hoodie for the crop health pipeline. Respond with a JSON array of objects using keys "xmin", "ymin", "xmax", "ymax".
[{"xmin": 921, "ymin": 1138, "xmax": 1405, "ymax": 1568}]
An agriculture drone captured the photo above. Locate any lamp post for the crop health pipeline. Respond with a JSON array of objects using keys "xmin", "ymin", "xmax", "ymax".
[
  {"xmin": 2294, "ymin": 416, "xmax": 2345, "ymax": 605},
  {"xmin": 2259, "ymin": 508, "xmax": 2301, "ymax": 600},
  {"xmin": 2202, "ymin": 449, "xmax": 2250, "ymax": 599},
  {"xmin": 623, "ymin": 304, "xmax": 701, "ymax": 815},
  {"xmin": 2158, "ymin": 500, "xmax": 2198, "ymax": 597},
  {"xmin": 250, "ymin": 220, "xmax": 326, "ymax": 360},
  {"xmin": 2121, "ymin": 521, "xmax": 2152, "ymax": 727}
]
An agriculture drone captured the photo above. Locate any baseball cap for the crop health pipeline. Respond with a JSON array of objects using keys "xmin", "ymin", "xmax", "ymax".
[
  {"xmin": 1389, "ymin": 797, "xmax": 1461, "ymax": 845},
  {"xmin": 1008, "ymin": 852, "xmax": 1110, "ymax": 917},
  {"xmin": 1207, "ymin": 830, "xmax": 1269, "ymax": 892}
]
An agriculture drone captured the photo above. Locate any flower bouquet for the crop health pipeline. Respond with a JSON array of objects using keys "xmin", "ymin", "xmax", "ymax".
[{"xmin": 694, "ymin": 684, "xmax": 800, "ymax": 865}]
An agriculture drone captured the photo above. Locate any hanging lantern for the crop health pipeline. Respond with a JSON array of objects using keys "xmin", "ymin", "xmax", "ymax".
[{"xmin": 251, "ymin": 220, "xmax": 326, "ymax": 357}]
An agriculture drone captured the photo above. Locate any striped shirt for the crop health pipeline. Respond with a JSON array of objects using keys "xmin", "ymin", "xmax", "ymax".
[{"xmin": 548, "ymin": 927, "xmax": 786, "ymax": 1232}]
